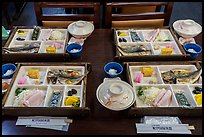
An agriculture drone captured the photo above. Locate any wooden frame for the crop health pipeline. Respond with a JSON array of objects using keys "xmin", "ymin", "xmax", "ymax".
[
  {"xmin": 105, "ymin": 2, "xmax": 173, "ymax": 28},
  {"xmin": 125, "ymin": 61, "xmax": 202, "ymax": 117},
  {"xmin": 112, "ymin": 26, "xmax": 191, "ymax": 62},
  {"xmin": 2, "ymin": 62, "xmax": 91, "ymax": 117},
  {"xmin": 34, "ymin": 2, "xmax": 100, "ymax": 28},
  {"xmin": 2, "ymin": 26, "xmax": 71, "ymax": 63}
]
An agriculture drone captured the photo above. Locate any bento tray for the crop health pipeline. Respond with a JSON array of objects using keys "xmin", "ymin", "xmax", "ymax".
[
  {"xmin": 2, "ymin": 62, "xmax": 91, "ymax": 117},
  {"xmin": 113, "ymin": 26, "xmax": 190, "ymax": 62},
  {"xmin": 2, "ymin": 26, "xmax": 70, "ymax": 63},
  {"xmin": 125, "ymin": 61, "xmax": 202, "ymax": 117}
]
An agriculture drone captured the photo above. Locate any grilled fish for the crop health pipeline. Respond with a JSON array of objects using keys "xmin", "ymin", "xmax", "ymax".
[
  {"xmin": 117, "ymin": 44, "xmax": 151, "ymax": 55},
  {"xmin": 161, "ymin": 67, "xmax": 202, "ymax": 84},
  {"xmin": 3, "ymin": 43, "xmax": 40, "ymax": 53}
]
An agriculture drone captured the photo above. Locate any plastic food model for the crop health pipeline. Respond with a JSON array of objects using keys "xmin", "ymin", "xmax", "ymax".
[
  {"xmin": 27, "ymin": 69, "xmax": 40, "ymax": 79},
  {"xmin": 137, "ymin": 86, "xmax": 172, "ymax": 107},
  {"xmin": 49, "ymin": 30, "xmax": 64, "ymax": 40},
  {"xmin": 31, "ymin": 26, "xmax": 41, "ymax": 40},
  {"xmin": 46, "ymin": 46, "xmax": 56, "ymax": 53},
  {"xmin": 64, "ymin": 96, "xmax": 80, "ymax": 107}
]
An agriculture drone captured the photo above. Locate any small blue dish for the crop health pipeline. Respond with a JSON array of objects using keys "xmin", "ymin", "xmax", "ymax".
[
  {"xmin": 104, "ymin": 62, "xmax": 123, "ymax": 78},
  {"xmin": 2, "ymin": 63, "xmax": 17, "ymax": 79},
  {"xmin": 66, "ymin": 43, "xmax": 83, "ymax": 59},
  {"xmin": 184, "ymin": 43, "xmax": 202, "ymax": 59}
]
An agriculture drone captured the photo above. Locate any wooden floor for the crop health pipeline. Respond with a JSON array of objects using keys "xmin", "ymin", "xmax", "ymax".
[{"xmin": 2, "ymin": 2, "xmax": 202, "ymax": 29}]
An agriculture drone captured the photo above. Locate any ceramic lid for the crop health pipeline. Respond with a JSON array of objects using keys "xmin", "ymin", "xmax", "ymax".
[
  {"xmin": 68, "ymin": 20, "xmax": 94, "ymax": 35},
  {"xmin": 173, "ymin": 19, "xmax": 202, "ymax": 35},
  {"xmin": 96, "ymin": 79, "xmax": 136, "ymax": 111}
]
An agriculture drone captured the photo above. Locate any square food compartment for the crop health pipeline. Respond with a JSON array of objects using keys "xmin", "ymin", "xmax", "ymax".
[
  {"xmin": 129, "ymin": 30, "xmax": 144, "ymax": 42},
  {"xmin": 4, "ymin": 85, "xmax": 48, "ymax": 107},
  {"xmin": 171, "ymin": 85, "xmax": 197, "ymax": 107},
  {"xmin": 46, "ymin": 29, "xmax": 67, "ymax": 41},
  {"xmin": 117, "ymin": 36, "xmax": 131, "ymax": 43},
  {"xmin": 43, "ymin": 85, "xmax": 65, "ymax": 107},
  {"xmin": 116, "ymin": 30, "xmax": 129, "ymax": 37},
  {"xmin": 134, "ymin": 84, "xmax": 178, "ymax": 108},
  {"xmin": 152, "ymin": 42, "xmax": 182, "ymax": 55},
  {"xmin": 6, "ymin": 41, "xmax": 41, "ymax": 53},
  {"xmin": 38, "ymin": 41, "xmax": 65, "ymax": 53},
  {"xmin": 27, "ymin": 27, "xmax": 41, "ymax": 41},
  {"xmin": 15, "ymin": 66, "xmax": 48, "ymax": 85},
  {"xmin": 15, "ymin": 29, "xmax": 30, "ymax": 38},
  {"xmin": 188, "ymin": 84, "xmax": 202, "ymax": 107},
  {"xmin": 129, "ymin": 66, "xmax": 163, "ymax": 85},
  {"xmin": 62, "ymin": 85, "xmax": 83, "ymax": 107},
  {"xmin": 45, "ymin": 66, "xmax": 85, "ymax": 85},
  {"xmin": 158, "ymin": 65, "xmax": 202, "ymax": 84},
  {"xmin": 38, "ymin": 29, "xmax": 53, "ymax": 41},
  {"xmin": 117, "ymin": 42, "xmax": 153, "ymax": 56},
  {"xmin": 141, "ymin": 29, "xmax": 174, "ymax": 42}
]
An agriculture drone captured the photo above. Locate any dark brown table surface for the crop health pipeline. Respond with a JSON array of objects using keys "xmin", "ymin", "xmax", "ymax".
[{"xmin": 2, "ymin": 29, "xmax": 202, "ymax": 135}]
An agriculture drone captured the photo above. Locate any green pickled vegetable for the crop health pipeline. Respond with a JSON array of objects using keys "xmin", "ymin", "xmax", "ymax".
[
  {"xmin": 15, "ymin": 88, "xmax": 26, "ymax": 96},
  {"xmin": 31, "ymin": 26, "xmax": 40, "ymax": 40},
  {"xmin": 175, "ymin": 92, "xmax": 191, "ymax": 107},
  {"xmin": 72, "ymin": 101, "xmax": 80, "ymax": 107},
  {"xmin": 138, "ymin": 87, "xmax": 143, "ymax": 96}
]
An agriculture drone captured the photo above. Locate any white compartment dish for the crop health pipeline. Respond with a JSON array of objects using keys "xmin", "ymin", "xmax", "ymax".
[
  {"xmin": 45, "ymin": 66, "xmax": 85, "ymax": 85},
  {"xmin": 126, "ymin": 61, "xmax": 202, "ymax": 117},
  {"xmin": 43, "ymin": 85, "xmax": 65, "ymax": 107},
  {"xmin": 2, "ymin": 63, "xmax": 91, "ymax": 117},
  {"xmin": 15, "ymin": 66, "xmax": 47, "ymax": 85},
  {"xmin": 117, "ymin": 42, "xmax": 153, "ymax": 56},
  {"xmin": 38, "ymin": 41, "xmax": 65, "ymax": 53},
  {"xmin": 152, "ymin": 42, "xmax": 182, "ymax": 55},
  {"xmin": 62, "ymin": 85, "xmax": 83, "ymax": 107},
  {"xmin": 134, "ymin": 84, "xmax": 178, "ymax": 107},
  {"xmin": 171, "ymin": 84, "xmax": 197, "ymax": 107},
  {"xmin": 4, "ymin": 85, "xmax": 48, "ymax": 107},
  {"xmin": 158, "ymin": 65, "xmax": 202, "ymax": 84},
  {"xmin": 114, "ymin": 27, "xmax": 188, "ymax": 61},
  {"xmin": 3, "ymin": 27, "xmax": 68, "ymax": 55},
  {"xmin": 129, "ymin": 66, "xmax": 163, "ymax": 85},
  {"xmin": 188, "ymin": 84, "xmax": 202, "ymax": 107}
]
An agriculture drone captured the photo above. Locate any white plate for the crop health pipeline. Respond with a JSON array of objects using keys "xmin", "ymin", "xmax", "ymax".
[{"xmin": 96, "ymin": 79, "xmax": 135, "ymax": 111}]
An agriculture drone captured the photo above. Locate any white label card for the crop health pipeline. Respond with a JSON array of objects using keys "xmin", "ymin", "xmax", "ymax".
[
  {"xmin": 26, "ymin": 124, "xmax": 70, "ymax": 132},
  {"xmin": 136, "ymin": 123, "xmax": 192, "ymax": 134},
  {"xmin": 16, "ymin": 116, "xmax": 68, "ymax": 126}
]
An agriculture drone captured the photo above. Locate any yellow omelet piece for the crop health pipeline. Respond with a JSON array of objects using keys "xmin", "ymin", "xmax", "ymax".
[
  {"xmin": 161, "ymin": 48, "xmax": 173, "ymax": 55},
  {"xmin": 141, "ymin": 67, "xmax": 154, "ymax": 77},
  {"xmin": 65, "ymin": 96, "xmax": 79, "ymax": 106},
  {"xmin": 27, "ymin": 69, "xmax": 40, "ymax": 79}
]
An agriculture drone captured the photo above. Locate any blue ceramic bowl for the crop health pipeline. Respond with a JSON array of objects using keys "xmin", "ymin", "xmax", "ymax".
[
  {"xmin": 2, "ymin": 63, "xmax": 17, "ymax": 79},
  {"xmin": 104, "ymin": 62, "xmax": 123, "ymax": 78},
  {"xmin": 66, "ymin": 43, "xmax": 83, "ymax": 59},
  {"xmin": 184, "ymin": 43, "xmax": 202, "ymax": 59}
]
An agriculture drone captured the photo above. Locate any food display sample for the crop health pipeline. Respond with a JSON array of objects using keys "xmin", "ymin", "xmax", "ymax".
[
  {"xmin": 2, "ymin": 63, "xmax": 90, "ymax": 116},
  {"xmin": 2, "ymin": 27, "xmax": 67, "ymax": 54},
  {"xmin": 127, "ymin": 62, "xmax": 202, "ymax": 116},
  {"xmin": 114, "ymin": 28, "xmax": 187, "ymax": 60},
  {"xmin": 2, "ymin": 79, "xmax": 12, "ymax": 94}
]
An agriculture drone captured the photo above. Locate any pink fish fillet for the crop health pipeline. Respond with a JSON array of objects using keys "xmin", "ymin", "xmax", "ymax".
[
  {"xmin": 146, "ymin": 28, "xmax": 160, "ymax": 42},
  {"xmin": 134, "ymin": 72, "xmax": 143, "ymax": 83},
  {"xmin": 156, "ymin": 90, "xmax": 172, "ymax": 107},
  {"xmin": 152, "ymin": 88, "xmax": 166, "ymax": 106},
  {"xmin": 22, "ymin": 90, "xmax": 45, "ymax": 107}
]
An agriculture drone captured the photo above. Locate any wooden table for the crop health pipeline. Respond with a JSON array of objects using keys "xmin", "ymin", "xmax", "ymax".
[{"xmin": 2, "ymin": 29, "xmax": 202, "ymax": 135}]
